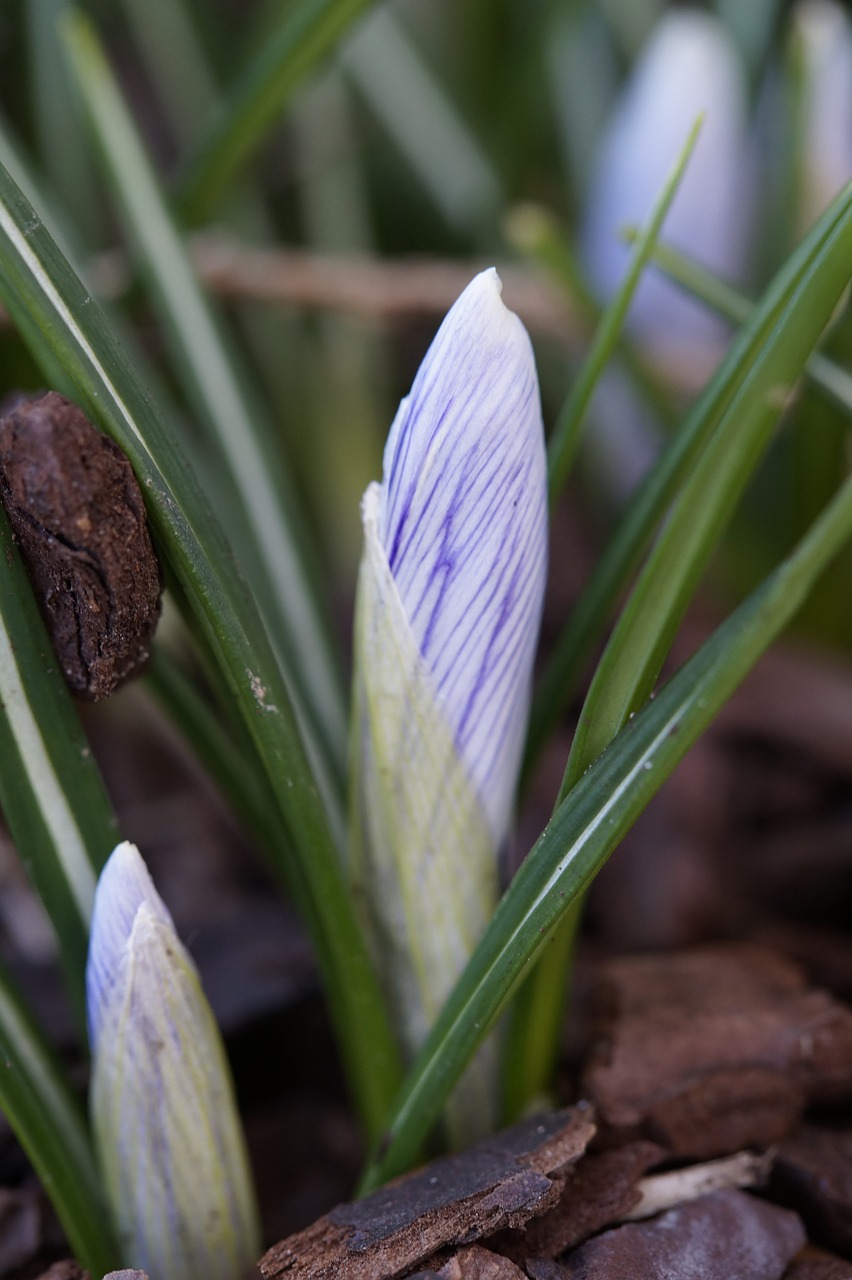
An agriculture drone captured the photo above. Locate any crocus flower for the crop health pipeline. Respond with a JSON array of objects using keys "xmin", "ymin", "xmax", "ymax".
[
  {"xmin": 86, "ymin": 842, "xmax": 260, "ymax": 1280},
  {"xmin": 582, "ymin": 10, "xmax": 751, "ymax": 357},
  {"xmin": 349, "ymin": 269, "xmax": 547, "ymax": 1138}
]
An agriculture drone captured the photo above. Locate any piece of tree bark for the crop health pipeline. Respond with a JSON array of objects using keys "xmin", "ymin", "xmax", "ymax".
[
  {"xmin": 407, "ymin": 1244, "xmax": 526, "ymax": 1279},
  {"xmin": 0, "ymin": 393, "xmax": 161, "ymax": 699},
  {"xmin": 489, "ymin": 1140, "xmax": 664, "ymax": 1264},
  {"xmin": 582, "ymin": 944, "xmax": 852, "ymax": 1157},
  {"xmin": 556, "ymin": 1189, "xmax": 805, "ymax": 1280},
  {"xmin": 782, "ymin": 1245, "xmax": 852, "ymax": 1279},
  {"xmin": 260, "ymin": 1106, "xmax": 595, "ymax": 1280}
]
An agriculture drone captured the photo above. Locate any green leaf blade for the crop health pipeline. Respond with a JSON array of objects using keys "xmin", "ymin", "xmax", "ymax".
[
  {"xmin": 0, "ymin": 157, "xmax": 402, "ymax": 1140},
  {"xmin": 63, "ymin": 11, "xmax": 347, "ymax": 795},
  {"xmin": 361, "ymin": 459, "xmax": 852, "ymax": 1191},
  {"xmin": 564, "ymin": 176, "xmax": 852, "ymax": 791},
  {"xmin": 0, "ymin": 962, "xmax": 119, "ymax": 1272},
  {"xmin": 0, "ymin": 500, "xmax": 119, "ymax": 1020},
  {"xmin": 177, "ymin": 0, "xmax": 382, "ymax": 224},
  {"xmin": 527, "ymin": 177, "xmax": 852, "ymax": 771},
  {"xmin": 546, "ymin": 115, "xmax": 702, "ymax": 505}
]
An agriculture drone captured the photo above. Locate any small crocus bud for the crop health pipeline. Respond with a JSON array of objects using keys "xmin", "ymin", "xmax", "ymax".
[
  {"xmin": 582, "ymin": 10, "xmax": 750, "ymax": 358},
  {"xmin": 350, "ymin": 269, "xmax": 547, "ymax": 1139},
  {"xmin": 791, "ymin": 0, "xmax": 852, "ymax": 234},
  {"xmin": 86, "ymin": 842, "xmax": 260, "ymax": 1280}
]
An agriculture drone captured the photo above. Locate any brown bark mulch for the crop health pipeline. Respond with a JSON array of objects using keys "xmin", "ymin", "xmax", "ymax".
[{"xmin": 10, "ymin": 635, "xmax": 852, "ymax": 1279}]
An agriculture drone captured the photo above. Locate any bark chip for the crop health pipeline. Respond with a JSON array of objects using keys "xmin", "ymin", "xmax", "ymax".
[{"xmin": 0, "ymin": 392, "xmax": 162, "ymax": 699}]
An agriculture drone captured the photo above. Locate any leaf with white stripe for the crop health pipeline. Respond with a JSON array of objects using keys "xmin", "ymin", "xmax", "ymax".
[
  {"xmin": 0, "ymin": 497, "xmax": 118, "ymax": 1019},
  {"xmin": 0, "ymin": 955, "xmax": 118, "ymax": 1272}
]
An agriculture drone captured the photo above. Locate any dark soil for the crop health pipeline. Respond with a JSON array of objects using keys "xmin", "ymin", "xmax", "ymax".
[{"xmin": 2, "ymin": 630, "xmax": 852, "ymax": 1278}]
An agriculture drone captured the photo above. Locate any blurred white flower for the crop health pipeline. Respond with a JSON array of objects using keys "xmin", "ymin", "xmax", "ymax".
[
  {"xmin": 582, "ymin": 9, "xmax": 751, "ymax": 357},
  {"xmin": 87, "ymin": 842, "xmax": 259, "ymax": 1280},
  {"xmin": 350, "ymin": 269, "xmax": 547, "ymax": 1138}
]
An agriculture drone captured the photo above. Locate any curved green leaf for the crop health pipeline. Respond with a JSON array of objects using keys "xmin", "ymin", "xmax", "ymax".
[
  {"xmin": 643, "ymin": 237, "xmax": 852, "ymax": 415},
  {"xmin": 527, "ymin": 178, "xmax": 852, "ymax": 770},
  {"xmin": 565, "ymin": 177, "xmax": 852, "ymax": 789},
  {"xmin": 0, "ymin": 499, "xmax": 118, "ymax": 1020},
  {"xmin": 546, "ymin": 116, "xmax": 701, "ymax": 504},
  {"xmin": 512, "ymin": 176, "xmax": 852, "ymax": 1118},
  {"xmin": 0, "ymin": 159, "xmax": 402, "ymax": 1139},
  {"xmin": 0, "ymin": 959, "xmax": 119, "ymax": 1272},
  {"xmin": 177, "ymin": 0, "xmax": 381, "ymax": 224},
  {"xmin": 64, "ymin": 13, "xmax": 347, "ymax": 797}
]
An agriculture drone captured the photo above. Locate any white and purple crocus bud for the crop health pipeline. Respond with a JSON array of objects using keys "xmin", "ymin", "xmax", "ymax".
[
  {"xmin": 582, "ymin": 10, "xmax": 751, "ymax": 360},
  {"xmin": 349, "ymin": 269, "xmax": 547, "ymax": 1140},
  {"xmin": 86, "ymin": 842, "xmax": 260, "ymax": 1280}
]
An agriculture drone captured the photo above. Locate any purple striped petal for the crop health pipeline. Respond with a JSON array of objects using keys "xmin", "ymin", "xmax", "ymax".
[{"xmin": 377, "ymin": 268, "xmax": 547, "ymax": 840}]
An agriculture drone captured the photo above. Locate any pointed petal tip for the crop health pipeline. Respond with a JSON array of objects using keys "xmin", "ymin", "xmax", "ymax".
[
  {"xmin": 92, "ymin": 840, "xmax": 173, "ymax": 942},
  {"xmin": 89, "ymin": 862, "xmax": 260, "ymax": 1280},
  {"xmin": 86, "ymin": 841, "xmax": 173, "ymax": 1049},
  {"xmin": 457, "ymin": 266, "xmax": 526, "ymax": 337},
  {"xmin": 363, "ymin": 265, "xmax": 547, "ymax": 843}
]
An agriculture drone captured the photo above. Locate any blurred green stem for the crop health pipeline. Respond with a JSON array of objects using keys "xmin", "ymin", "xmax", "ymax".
[
  {"xmin": 177, "ymin": 0, "xmax": 381, "ymax": 224},
  {"xmin": 64, "ymin": 14, "xmax": 348, "ymax": 802},
  {"xmin": 545, "ymin": 118, "xmax": 702, "ymax": 506}
]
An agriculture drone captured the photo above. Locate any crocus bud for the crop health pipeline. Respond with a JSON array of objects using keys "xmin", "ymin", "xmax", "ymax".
[
  {"xmin": 350, "ymin": 269, "xmax": 547, "ymax": 1138},
  {"xmin": 582, "ymin": 10, "xmax": 750, "ymax": 357},
  {"xmin": 86, "ymin": 842, "xmax": 260, "ymax": 1280}
]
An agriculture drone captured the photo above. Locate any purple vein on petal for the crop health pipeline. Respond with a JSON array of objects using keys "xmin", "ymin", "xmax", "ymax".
[{"xmin": 377, "ymin": 269, "xmax": 548, "ymax": 840}]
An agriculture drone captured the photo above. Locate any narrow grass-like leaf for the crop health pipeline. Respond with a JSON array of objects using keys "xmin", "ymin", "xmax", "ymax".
[
  {"xmin": 341, "ymin": 8, "xmax": 501, "ymax": 231},
  {"xmin": 564, "ymin": 178, "xmax": 852, "ymax": 788},
  {"xmin": 509, "ymin": 178, "xmax": 852, "ymax": 1116},
  {"xmin": 525, "ymin": 178, "xmax": 852, "ymax": 772},
  {"xmin": 506, "ymin": 204, "xmax": 675, "ymax": 433},
  {"xmin": 0, "ymin": 500, "xmax": 118, "ymax": 1019},
  {"xmin": 117, "ymin": 0, "xmax": 218, "ymax": 151},
  {"xmin": 546, "ymin": 116, "xmax": 702, "ymax": 505},
  {"xmin": 177, "ymin": 0, "xmax": 382, "ymax": 224},
  {"xmin": 64, "ymin": 14, "xmax": 347, "ymax": 797},
  {"xmin": 144, "ymin": 647, "xmax": 285, "ymax": 860},
  {"xmin": 25, "ymin": 0, "xmax": 103, "ymax": 242},
  {"xmin": 361, "ymin": 460, "xmax": 852, "ymax": 1191},
  {"xmin": 643, "ymin": 237, "xmax": 852, "ymax": 414},
  {"xmin": 0, "ymin": 960, "xmax": 119, "ymax": 1272},
  {"xmin": 0, "ymin": 160, "xmax": 402, "ymax": 1139}
]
